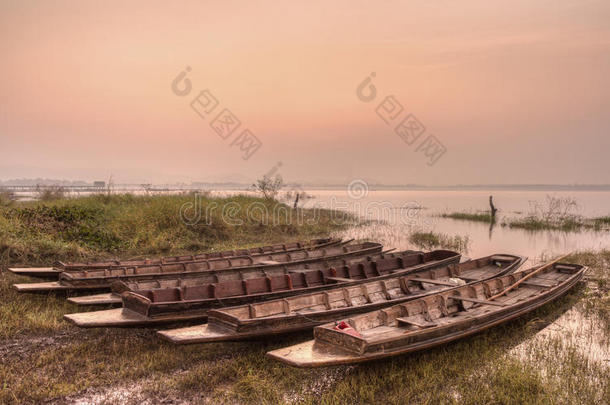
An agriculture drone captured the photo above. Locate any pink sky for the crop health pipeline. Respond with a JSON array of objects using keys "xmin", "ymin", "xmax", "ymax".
[{"xmin": 1, "ymin": 1, "xmax": 609, "ymax": 185}]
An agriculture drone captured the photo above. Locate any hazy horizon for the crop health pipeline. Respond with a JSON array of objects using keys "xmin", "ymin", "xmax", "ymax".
[{"xmin": 2, "ymin": 1, "xmax": 609, "ymax": 185}]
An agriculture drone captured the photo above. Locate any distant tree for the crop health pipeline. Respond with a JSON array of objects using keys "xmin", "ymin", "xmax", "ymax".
[
  {"xmin": 253, "ymin": 175, "xmax": 284, "ymax": 200},
  {"xmin": 36, "ymin": 185, "xmax": 66, "ymax": 201}
]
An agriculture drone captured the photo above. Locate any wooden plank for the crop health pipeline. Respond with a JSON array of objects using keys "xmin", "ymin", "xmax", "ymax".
[
  {"xmin": 68, "ymin": 293, "xmax": 122, "ymax": 306},
  {"xmin": 13, "ymin": 281, "xmax": 71, "ymax": 292},
  {"xmin": 395, "ymin": 317, "xmax": 437, "ymax": 328},
  {"xmin": 521, "ymin": 280, "xmax": 558, "ymax": 288},
  {"xmin": 489, "ymin": 253, "xmax": 571, "ymax": 300},
  {"xmin": 449, "ymin": 296, "xmax": 507, "ymax": 307},
  {"xmin": 7, "ymin": 267, "xmax": 60, "ymax": 278},
  {"xmin": 410, "ymin": 278, "xmax": 456, "ymax": 287},
  {"xmin": 63, "ymin": 308, "xmax": 205, "ymax": 328},
  {"xmin": 325, "ymin": 276, "xmax": 353, "ymax": 283}
]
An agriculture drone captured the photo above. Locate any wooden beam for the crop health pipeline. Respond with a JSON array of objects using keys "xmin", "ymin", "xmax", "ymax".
[
  {"xmin": 489, "ymin": 253, "xmax": 571, "ymax": 300},
  {"xmin": 396, "ymin": 317, "xmax": 437, "ymax": 328},
  {"xmin": 450, "ymin": 296, "xmax": 507, "ymax": 307},
  {"xmin": 410, "ymin": 278, "xmax": 456, "ymax": 287},
  {"xmin": 325, "ymin": 276, "xmax": 353, "ymax": 283}
]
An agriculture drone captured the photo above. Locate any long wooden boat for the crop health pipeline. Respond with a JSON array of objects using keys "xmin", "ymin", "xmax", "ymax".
[
  {"xmin": 8, "ymin": 237, "xmax": 342, "ymax": 278},
  {"xmin": 68, "ymin": 250, "xmax": 420, "ymax": 306},
  {"xmin": 63, "ymin": 250, "xmax": 461, "ymax": 328},
  {"xmin": 158, "ymin": 254, "xmax": 524, "ymax": 344},
  {"xmin": 267, "ymin": 260, "xmax": 587, "ymax": 367},
  {"xmin": 14, "ymin": 242, "xmax": 382, "ymax": 293}
]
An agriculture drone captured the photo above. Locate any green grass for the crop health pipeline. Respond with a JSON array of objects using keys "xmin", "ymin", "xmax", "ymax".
[
  {"xmin": 0, "ymin": 194, "xmax": 355, "ymax": 341},
  {"xmin": 0, "ymin": 194, "xmax": 354, "ymax": 267},
  {"xmin": 440, "ymin": 211, "xmax": 493, "ymax": 223},
  {"xmin": 504, "ymin": 216, "xmax": 584, "ymax": 232},
  {"xmin": 438, "ymin": 207, "xmax": 610, "ymax": 233},
  {"xmin": 594, "ymin": 216, "xmax": 610, "ymax": 228},
  {"xmin": 408, "ymin": 231, "xmax": 470, "ymax": 253},
  {"xmin": 503, "ymin": 215, "xmax": 610, "ymax": 232}
]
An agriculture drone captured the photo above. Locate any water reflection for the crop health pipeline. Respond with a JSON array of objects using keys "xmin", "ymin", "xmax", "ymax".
[
  {"xmin": 306, "ymin": 189, "xmax": 610, "ymax": 261},
  {"xmin": 511, "ymin": 305, "xmax": 610, "ymax": 366}
]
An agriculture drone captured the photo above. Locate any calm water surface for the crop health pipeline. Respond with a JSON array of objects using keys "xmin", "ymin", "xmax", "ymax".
[{"xmin": 303, "ymin": 189, "xmax": 610, "ymax": 261}]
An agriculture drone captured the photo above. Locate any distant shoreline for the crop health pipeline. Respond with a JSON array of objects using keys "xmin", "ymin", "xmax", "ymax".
[{"xmin": 2, "ymin": 182, "xmax": 610, "ymax": 192}]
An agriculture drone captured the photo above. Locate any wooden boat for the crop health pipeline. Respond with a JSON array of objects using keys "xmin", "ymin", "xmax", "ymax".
[
  {"xmin": 14, "ymin": 242, "xmax": 382, "ymax": 293},
  {"xmin": 63, "ymin": 250, "xmax": 461, "ymax": 328},
  {"xmin": 267, "ymin": 260, "xmax": 587, "ymax": 367},
  {"xmin": 158, "ymin": 254, "xmax": 524, "ymax": 344},
  {"xmin": 68, "ymin": 249, "xmax": 420, "ymax": 306},
  {"xmin": 8, "ymin": 237, "xmax": 342, "ymax": 278}
]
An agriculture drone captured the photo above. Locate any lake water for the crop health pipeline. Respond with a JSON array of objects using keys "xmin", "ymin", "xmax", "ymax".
[{"xmin": 296, "ymin": 189, "xmax": 610, "ymax": 262}]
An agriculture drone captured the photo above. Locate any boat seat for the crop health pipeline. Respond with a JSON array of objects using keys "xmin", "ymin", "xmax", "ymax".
[
  {"xmin": 396, "ymin": 317, "xmax": 437, "ymax": 329},
  {"xmin": 151, "ymin": 288, "xmax": 181, "ymax": 303},
  {"xmin": 490, "ymin": 255, "xmax": 516, "ymax": 262},
  {"xmin": 449, "ymin": 296, "xmax": 507, "ymax": 307},
  {"xmin": 410, "ymin": 278, "xmax": 457, "ymax": 287},
  {"xmin": 213, "ymin": 281, "xmax": 244, "ymax": 298},
  {"xmin": 555, "ymin": 264, "xmax": 578, "ymax": 274},
  {"xmin": 325, "ymin": 276, "xmax": 353, "ymax": 283},
  {"xmin": 183, "ymin": 285, "xmax": 213, "ymax": 300},
  {"xmin": 521, "ymin": 279, "xmax": 557, "ymax": 288}
]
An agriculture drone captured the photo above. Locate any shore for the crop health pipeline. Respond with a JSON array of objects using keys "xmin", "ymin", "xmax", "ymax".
[{"xmin": 0, "ymin": 195, "xmax": 608, "ymax": 404}]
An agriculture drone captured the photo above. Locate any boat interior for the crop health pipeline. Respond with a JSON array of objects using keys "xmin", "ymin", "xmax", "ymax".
[
  {"xmin": 313, "ymin": 262, "xmax": 585, "ymax": 355},
  {"xmin": 212, "ymin": 254, "xmax": 523, "ymax": 325},
  {"xmin": 122, "ymin": 250, "xmax": 461, "ymax": 312},
  {"xmin": 60, "ymin": 242, "xmax": 381, "ymax": 280},
  {"xmin": 59, "ymin": 238, "xmax": 340, "ymax": 270}
]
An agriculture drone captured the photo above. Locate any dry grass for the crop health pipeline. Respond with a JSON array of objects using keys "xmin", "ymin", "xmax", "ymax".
[
  {"xmin": 1, "ymin": 252, "xmax": 608, "ymax": 404},
  {"xmin": 408, "ymin": 231, "xmax": 470, "ymax": 253}
]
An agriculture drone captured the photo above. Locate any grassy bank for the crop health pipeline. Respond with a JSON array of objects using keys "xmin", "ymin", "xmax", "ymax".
[
  {"xmin": 0, "ymin": 196, "xmax": 608, "ymax": 404},
  {"xmin": 441, "ymin": 210, "xmax": 610, "ymax": 233},
  {"xmin": 0, "ymin": 194, "xmax": 354, "ymax": 268},
  {"xmin": 504, "ymin": 216, "xmax": 610, "ymax": 232},
  {"xmin": 1, "ymin": 250, "xmax": 607, "ymax": 404},
  {"xmin": 441, "ymin": 212, "xmax": 493, "ymax": 223},
  {"xmin": 408, "ymin": 231, "xmax": 470, "ymax": 253},
  {"xmin": 0, "ymin": 194, "xmax": 355, "ymax": 340}
]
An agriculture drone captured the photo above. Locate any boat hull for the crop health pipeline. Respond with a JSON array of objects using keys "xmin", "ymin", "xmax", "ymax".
[
  {"xmin": 17, "ymin": 243, "xmax": 382, "ymax": 293},
  {"xmin": 64, "ymin": 251, "xmax": 461, "ymax": 328},
  {"xmin": 267, "ymin": 263, "xmax": 586, "ymax": 367},
  {"xmin": 8, "ymin": 238, "xmax": 342, "ymax": 279},
  {"xmin": 63, "ymin": 308, "xmax": 206, "ymax": 328},
  {"xmin": 159, "ymin": 254, "xmax": 525, "ymax": 344}
]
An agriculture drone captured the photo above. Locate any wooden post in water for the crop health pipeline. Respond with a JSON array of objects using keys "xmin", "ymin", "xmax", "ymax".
[
  {"xmin": 489, "ymin": 195, "xmax": 498, "ymax": 219},
  {"xmin": 293, "ymin": 193, "xmax": 300, "ymax": 209}
]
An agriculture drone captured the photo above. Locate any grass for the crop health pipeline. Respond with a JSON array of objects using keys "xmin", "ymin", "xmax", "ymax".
[
  {"xmin": 0, "ymin": 194, "xmax": 355, "ymax": 341},
  {"xmin": 594, "ymin": 216, "xmax": 610, "ymax": 228},
  {"xmin": 408, "ymin": 231, "xmax": 470, "ymax": 253},
  {"xmin": 441, "ymin": 211, "xmax": 610, "ymax": 233},
  {"xmin": 2, "ymin": 276, "xmax": 606, "ymax": 404},
  {"xmin": 498, "ymin": 215, "xmax": 610, "ymax": 232},
  {"xmin": 440, "ymin": 211, "xmax": 494, "ymax": 223},
  {"xmin": 504, "ymin": 216, "xmax": 585, "ymax": 232},
  {"xmin": 0, "ymin": 193, "xmax": 354, "ymax": 267},
  {"xmin": 0, "ymin": 196, "xmax": 608, "ymax": 404}
]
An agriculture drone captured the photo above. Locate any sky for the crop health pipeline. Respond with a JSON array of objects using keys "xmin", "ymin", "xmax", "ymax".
[{"xmin": 1, "ymin": 0, "xmax": 609, "ymax": 185}]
